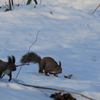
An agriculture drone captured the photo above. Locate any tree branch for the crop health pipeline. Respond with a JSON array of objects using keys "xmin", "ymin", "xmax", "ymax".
[
  {"xmin": 15, "ymin": 31, "xmax": 40, "ymax": 79},
  {"xmin": 16, "ymin": 63, "xmax": 30, "ymax": 67},
  {"xmin": 28, "ymin": 31, "xmax": 40, "ymax": 53},
  {"xmin": 17, "ymin": 82, "xmax": 94, "ymax": 100},
  {"xmin": 92, "ymin": 4, "xmax": 100, "ymax": 14}
]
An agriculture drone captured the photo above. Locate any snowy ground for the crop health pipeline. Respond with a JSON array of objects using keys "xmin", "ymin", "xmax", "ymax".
[{"xmin": 0, "ymin": 0, "xmax": 100, "ymax": 100}]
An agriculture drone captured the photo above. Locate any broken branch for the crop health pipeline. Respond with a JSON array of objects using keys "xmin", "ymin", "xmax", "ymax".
[
  {"xmin": 16, "ymin": 63, "xmax": 30, "ymax": 67},
  {"xmin": 15, "ymin": 31, "xmax": 40, "ymax": 79},
  {"xmin": 17, "ymin": 82, "xmax": 94, "ymax": 100}
]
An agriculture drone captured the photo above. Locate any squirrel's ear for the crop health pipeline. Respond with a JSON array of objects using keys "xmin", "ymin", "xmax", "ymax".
[
  {"xmin": 58, "ymin": 61, "xmax": 61, "ymax": 67},
  {"xmin": 8, "ymin": 56, "xmax": 12, "ymax": 63},
  {"xmin": 11, "ymin": 55, "xmax": 15, "ymax": 63}
]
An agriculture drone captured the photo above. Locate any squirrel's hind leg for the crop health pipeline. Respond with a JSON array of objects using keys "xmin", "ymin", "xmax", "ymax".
[
  {"xmin": 45, "ymin": 71, "xmax": 49, "ymax": 76},
  {"xmin": 39, "ymin": 69, "xmax": 43, "ymax": 73}
]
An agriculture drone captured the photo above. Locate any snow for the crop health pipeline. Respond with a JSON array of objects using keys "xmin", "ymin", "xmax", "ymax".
[{"xmin": 0, "ymin": 0, "xmax": 100, "ymax": 100}]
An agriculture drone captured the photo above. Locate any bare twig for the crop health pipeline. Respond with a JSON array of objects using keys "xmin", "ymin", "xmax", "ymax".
[
  {"xmin": 16, "ymin": 63, "xmax": 30, "ymax": 67},
  {"xmin": 15, "ymin": 31, "xmax": 40, "ymax": 79},
  {"xmin": 15, "ymin": 65, "xmax": 22, "ymax": 79},
  {"xmin": 17, "ymin": 82, "xmax": 94, "ymax": 100},
  {"xmin": 92, "ymin": 4, "xmax": 100, "ymax": 14},
  {"xmin": 28, "ymin": 31, "xmax": 40, "ymax": 53}
]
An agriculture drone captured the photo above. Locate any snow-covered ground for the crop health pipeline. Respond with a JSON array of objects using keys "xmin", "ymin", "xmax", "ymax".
[{"xmin": 0, "ymin": 0, "xmax": 100, "ymax": 100}]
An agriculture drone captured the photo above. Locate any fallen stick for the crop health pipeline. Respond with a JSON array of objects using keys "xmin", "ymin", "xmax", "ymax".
[
  {"xmin": 17, "ymin": 82, "xmax": 94, "ymax": 100},
  {"xmin": 16, "ymin": 63, "xmax": 30, "ymax": 67}
]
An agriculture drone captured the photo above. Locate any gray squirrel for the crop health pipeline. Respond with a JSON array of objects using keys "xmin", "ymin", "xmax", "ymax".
[
  {"xmin": 20, "ymin": 52, "xmax": 62, "ymax": 77},
  {"xmin": 0, "ymin": 56, "xmax": 16, "ymax": 81}
]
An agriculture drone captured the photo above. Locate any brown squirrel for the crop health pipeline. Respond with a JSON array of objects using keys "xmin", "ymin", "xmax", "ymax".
[
  {"xmin": 20, "ymin": 52, "xmax": 62, "ymax": 77},
  {"xmin": 0, "ymin": 56, "xmax": 16, "ymax": 81},
  {"xmin": 50, "ymin": 92, "xmax": 76, "ymax": 100}
]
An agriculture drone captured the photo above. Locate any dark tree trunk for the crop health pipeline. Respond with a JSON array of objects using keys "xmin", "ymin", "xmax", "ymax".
[
  {"xmin": 27, "ymin": 0, "xmax": 38, "ymax": 5},
  {"xmin": 34, "ymin": 0, "xmax": 38, "ymax": 4},
  {"xmin": 11, "ymin": 0, "xmax": 13, "ymax": 5},
  {"xmin": 9, "ymin": 0, "xmax": 12, "ymax": 10}
]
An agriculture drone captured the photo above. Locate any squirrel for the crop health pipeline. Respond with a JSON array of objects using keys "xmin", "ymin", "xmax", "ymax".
[
  {"xmin": 20, "ymin": 52, "xmax": 62, "ymax": 77},
  {"xmin": 0, "ymin": 56, "xmax": 16, "ymax": 81}
]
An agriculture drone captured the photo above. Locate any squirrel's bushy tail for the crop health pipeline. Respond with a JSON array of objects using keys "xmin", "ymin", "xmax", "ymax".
[{"xmin": 20, "ymin": 52, "xmax": 41, "ymax": 64}]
